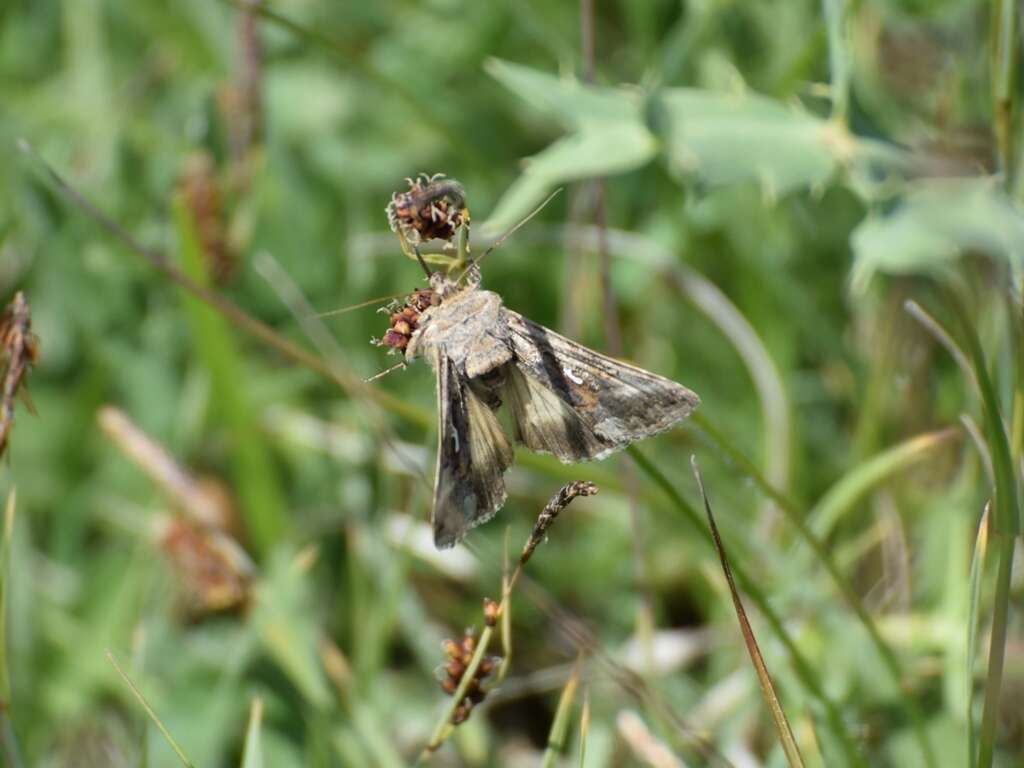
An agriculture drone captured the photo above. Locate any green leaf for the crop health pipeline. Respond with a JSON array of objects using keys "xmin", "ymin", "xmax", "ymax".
[
  {"xmin": 483, "ymin": 59, "xmax": 657, "ymax": 233},
  {"xmin": 240, "ymin": 698, "xmax": 264, "ymax": 768},
  {"xmin": 659, "ymin": 87, "xmax": 847, "ymax": 197},
  {"xmin": 174, "ymin": 195, "xmax": 288, "ymax": 556},
  {"xmin": 851, "ymin": 178, "xmax": 1024, "ymax": 291},
  {"xmin": 252, "ymin": 551, "xmax": 332, "ymax": 710}
]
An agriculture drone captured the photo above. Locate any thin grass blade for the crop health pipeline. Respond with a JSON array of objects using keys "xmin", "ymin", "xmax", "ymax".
[
  {"xmin": 578, "ymin": 687, "xmax": 590, "ymax": 768},
  {"xmin": 691, "ymin": 458, "xmax": 806, "ymax": 768},
  {"xmin": 628, "ymin": 448, "xmax": 865, "ymax": 767},
  {"xmin": 542, "ymin": 655, "xmax": 581, "ymax": 768},
  {"xmin": 966, "ymin": 502, "xmax": 990, "ymax": 768},
  {"xmin": 240, "ymin": 698, "xmax": 264, "ymax": 768},
  {"xmin": 0, "ymin": 490, "xmax": 24, "ymax": 768},
  {"xmin": 947, "ymin": 291, "xmax": 1019, "ymax": 768},
  {"xmin": 810, "ymin": 428, "xmax": 958, "ymax": 539},
  {"xmin": 106, "ymin": 651, "xmax": 196, "ymax": 768}
]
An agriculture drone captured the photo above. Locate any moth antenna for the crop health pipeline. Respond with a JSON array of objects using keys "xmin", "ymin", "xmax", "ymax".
[
  {"xmin": 365, "ymin": 360, "xmax": 407, "ymax": 383},
  {"xmin": 316, "ymin": 291, "xmax": 409, "ymax": 318},
  {"xmin": 458, "ymin": 187, "xmax": 563, "ymax": 283}
]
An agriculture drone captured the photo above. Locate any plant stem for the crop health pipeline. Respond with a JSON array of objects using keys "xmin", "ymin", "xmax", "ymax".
[{"xmin": 976, "ymin": 535, "xmax": 1014, "ymax": 768}]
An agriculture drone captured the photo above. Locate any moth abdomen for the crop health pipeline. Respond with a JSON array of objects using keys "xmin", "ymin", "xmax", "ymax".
[{"xmin": 467, "ymin": 364, "xmax": 508, "ymax": 410}]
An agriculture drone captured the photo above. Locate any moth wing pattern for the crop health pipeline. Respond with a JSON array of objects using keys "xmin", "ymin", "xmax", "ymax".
[
  {"xmin": 432, "ymin": 349, "xmax": 515, "ymax": 548},
  {"xmin": 503, "ymin": 309, "xmax": 699, "ymax": 462}
]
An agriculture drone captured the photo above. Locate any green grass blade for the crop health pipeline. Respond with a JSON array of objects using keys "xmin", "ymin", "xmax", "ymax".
[
  {"xmin": 173, "ymin": 195, "xmax": 288, "ymax": 557},
  {"xmin": 542, "ymin": 657, "xmax": 581, "ymax": 768},
  {"xmin": 628, "ymin": 448, "xmax": 865, "ymax": 767},
  {"xmin": 822, "ymin": 0, "xmax": 851, "ymax": 124},
  {"xmin": 977, "ymin": 537, "xmax": 1013, "ymax": 768},
  {"xmin": 947, "ymin": 291, "xmax": 1019, "ymax": 768},
  {"xmin": 692, "ymin": 458, "xmax": 806, "ymax": 767},
  {"xmin": 0, "ymin": 490, "xmax": 24, "ymax": 768},
  {"xmin": 965, "ymin": 503, "xmax": 990, "ymax": 768},
  {"xmin": 0, "ymin": 490, "xmax": 13, "ymax": 707},
  {"xmin": 693, "ymin": 414, "xmax": 937, "ymax": 767},
  {"xmin": 809, "ymin": 428, "xmax": 958, "ymax": 539},
  {"xmin": 107, "ymin": 651, "xmax": 196, "ymax": 768},
  {"xmin": 578, "ymin": 687, "xmax": 590, "ymax": 768},
  {"xmin": 240, "ymin": 698, "xmax": 264, "ymax": 768}
]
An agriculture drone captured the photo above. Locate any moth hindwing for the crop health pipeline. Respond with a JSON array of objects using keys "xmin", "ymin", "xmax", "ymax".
[{"xmin": 405, "ymin": 272, "xmax": 700, "ymax": 548}]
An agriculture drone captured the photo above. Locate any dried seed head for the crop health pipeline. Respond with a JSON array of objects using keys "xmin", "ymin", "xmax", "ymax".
[
  {"xmin": 178, "ymin": 153, "xmax": 238, "ymax": 286},
  {"xmin": 160, "ymin": 518, "xmax": 251, "ymax": 618},
  {"xmin": 483, "ymin": 598, "xmax": 500, "ymax": 627},
  {"xmin": 378, "ymin": 287, "xmax": 438, "ymax": 352},
  {"xmin": 442, "ymin": 638, "xmax": 461, "ymax": 658},
  {"xmin": 386, "ymin": 174, "xmax": 469, "ymax": 244},
  {"xmin": 0, "ymin": 291, "xmax": 38, "ymax": 460},
  {"xmin": 436, "ymin": 626, "xmax": 503, "ymax": 725},
  {"xmin": 451, "ymin": 703, "xmax": 472, "ymax": 725},
  {"xmin": 520, "ymin": 481, "xmax": 599, "ymax": 565}
]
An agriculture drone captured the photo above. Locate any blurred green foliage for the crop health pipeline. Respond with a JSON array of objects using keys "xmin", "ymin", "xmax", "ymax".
[{"xmin": 1, "ymin": 1, "xmax": 1022, "ymax": 766}]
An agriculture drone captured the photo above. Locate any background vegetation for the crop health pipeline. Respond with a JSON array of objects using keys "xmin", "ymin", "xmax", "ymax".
[{"xmin": 0, "ymin": 0, "xmax": 1021, "ymax": 766}]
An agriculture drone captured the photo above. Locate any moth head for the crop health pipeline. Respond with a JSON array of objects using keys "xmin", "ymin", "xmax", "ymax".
[{"xmin": 428, "ymin": 271, "xmax": 461, "ymax": 298}]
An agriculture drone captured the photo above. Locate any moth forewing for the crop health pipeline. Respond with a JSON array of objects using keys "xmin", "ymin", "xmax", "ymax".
[
  {"xmin": 502, "ymin": 310, "xmax": 700, "ymax": 458},
  {"xmin": 431, "ymin": 350, "xmax": 513, "ymax": 548}
]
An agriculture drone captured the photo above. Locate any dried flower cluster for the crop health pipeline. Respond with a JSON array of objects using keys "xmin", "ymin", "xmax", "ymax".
[
  {"xmin": 0, "ymin": 291, "xmax": 39, "ymax": 460},
  {"xmin": 378, "ymin": 288, "xmax": 438, "ymax": 352},
  {"xmin": 386, "ymin": 173, "xmax": 468, "ymax": 245},
  {"xmin": 438, "ymin": 625, "xmax": 502, "ymax": 725},
  {"xmin": 521, "ymin": 480, "xmax": 599, "ymax": 565},
  {"xmin": 179, "ymin": 153, "xmax": 237, "ymax": 286},
  {"xmin": 97, "ymin": 405, "xmax": 253, "ymax": 620},
  {"xmin": 160, "ymin": 518, "xmax": 252, "ymax": 617}
]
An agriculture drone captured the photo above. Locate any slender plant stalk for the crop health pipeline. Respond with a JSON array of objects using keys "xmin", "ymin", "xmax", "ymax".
[
  {"xmin": 977, "ymin": 535, "xmax": 1013, "ymax": 768},
  {"xmin": 692, "ymin": 458, "xmax": 806, "ymax": 767},
  {"xmin": 577, "ymin": 687, "xmax": 590, "ymax": 768},
  {"xmin": 947, "ymin": 289, "xmax": 1019, "ymax": 768},
  {"xmin": 966, "ymin": 503, "xmax": 990, "ymax": 768},
  {"xmin": 693, "ymin": 412, "xmax": 939, "ymax": 766},
  {"xmin": 240, "ymin": 697, "xmax": 264, "ymax": 768},
  {"xmin": 628, "ymin": 448, "xmax": 866, "ymax": 767},
  {"xmin": 822, "ymin": 0, "xmax": 851, "ymax": 125},
  {"xmin": 0, "ymin": 491, "xmax": 24, "ymax": 768},
  {"xmin": 107, "ymin": 652, "xmax": 196, "ymax": 768},
  {"xmin": 541, "ymin": 655, "xmax": 581, "ymax": 768},
  {"xmin": 991, "ymin": 0, "xmax": 1018, "ymax": 189}
]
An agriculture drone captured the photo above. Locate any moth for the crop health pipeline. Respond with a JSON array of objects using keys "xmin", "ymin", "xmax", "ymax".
[{"xmin": 389, "ymin": 266, "xmax": 700, "ymax": 548}]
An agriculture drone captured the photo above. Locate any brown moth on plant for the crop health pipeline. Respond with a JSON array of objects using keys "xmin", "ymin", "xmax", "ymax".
[{"xmin": 380, "ymin": 176, "xmax": 700, "ymax": 548}]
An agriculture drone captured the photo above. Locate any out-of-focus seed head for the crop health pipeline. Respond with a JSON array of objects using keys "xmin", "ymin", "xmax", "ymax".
[{"xmin": 386, "ymin": 173, "xmax": 469, "ymax": 245}]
